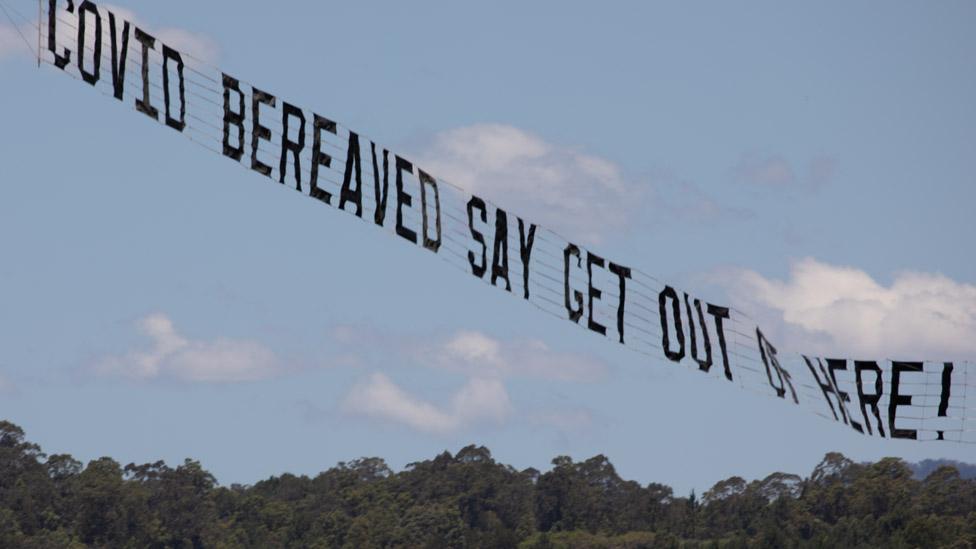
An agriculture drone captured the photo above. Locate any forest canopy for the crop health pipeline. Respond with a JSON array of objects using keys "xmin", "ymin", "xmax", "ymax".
[{"xmin": 0, "ymin": 420, "xmax": 974, "ymax": 548}]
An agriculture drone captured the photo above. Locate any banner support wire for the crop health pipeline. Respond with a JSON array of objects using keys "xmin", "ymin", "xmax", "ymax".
[{"xmin": 37, "ymin": 0, "xmax": 41, "ymax": 67}]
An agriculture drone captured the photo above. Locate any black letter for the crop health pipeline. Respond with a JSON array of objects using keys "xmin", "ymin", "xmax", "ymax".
[
  {"xmin": 937, "ymin": 362, "xmax": 954, "ymax": 440},
  {"xmin": 279, "ymin": 103, "xmax": 306, "ymax": 190},
  {"xmin": 491, "ymin": 209, "xmax": 511, "ymax": 291},
  {"xmin": 309, "ymin": 115, "xmax": 336, "ymax": 204},
  {"xmin": 222, "ymin": 74, "xmax": 245, "ymax": 161},
  {"xmin": 518, "ymin": 219, "xmax": 537, "ymax": 300},
  {"xmin": 418, "ymin": 170, "xmax": 442, "ymax": 252},
  {"xmin": 564, "ymin": 244, "xmax": 583, "ymax": 322},
  {"xmin": 685, "ymin": 294, "xmax": 712, "ymax": 373},
  {"xmin": 77, "ymin": 1, "xmax": 101, "ymax": 85},
  {"xmin": 889, "ymin": 361, "xmax": 923, "ymax": 440},
  {"xmin": 757, "ymin": 329, "xmax": 798, "ymax": 403},
  {"xmin": 395, "ymin": 156, "xmax": 418, "ymax": 243},
  {"xmin": 854, "ymin": 361, "xmax": 886, "ymax": 437},
  {"xmin": 250, "ymin": 87, "xmax": 276, "ymax": 178},
  {"xmin": 659, "ymin": 286, "xmax": 685, "ymax": 362},
  {"xmin": 587, "ymin": 253, "xmax": 607, "ymax": 336},
  {"xmin": 467, "ymin": 197, "xmax": 487, "ymax": 278},
  {"xmin": 48, "ymin": 0, "xmax": 74, "ymax": 70},
  {"xmin": 805, "ymin": 357, "xmax": 861, "ymax": 433},
  {"xmin": 827, "ymin": 359, "xmax": 862, "ymax": 433},
  {"xmin": 609, "ymin": 263, "xmax": 631, "ymax": 344},
  {"xmin": 706, "ymin": 305, "xmax": 733, "ymax": 381},
  {"xmin": 340, "ymin": 132, "xmax": 364, "ymax": 216},
  {"xmin": 133, "ymin": 28, "xmax": 158, "ymax": 120},
  {"xmin": 162, "ymin": 45, "xmax": 186, "ymax": 132},
  {"xmin": 108, "ymin": 12, "xmax": 129, "ymax": 100},
  {"xmin": 805, "ymin": 356, "xmax": 840, "ymax": 420},
  {"xmin": 371, "ymin": 143, "xmax": 390, "ymax": 226}
]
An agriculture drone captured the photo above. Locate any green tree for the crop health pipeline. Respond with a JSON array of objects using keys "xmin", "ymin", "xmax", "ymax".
[{"xmin": 0, "ymin": 421, "xmax": 974, "ymax": 548}]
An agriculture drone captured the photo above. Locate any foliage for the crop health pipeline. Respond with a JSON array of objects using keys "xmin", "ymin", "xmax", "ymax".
[{"xmin": 0, "ymin": 421, "xmax": 973, "ymax": 548}]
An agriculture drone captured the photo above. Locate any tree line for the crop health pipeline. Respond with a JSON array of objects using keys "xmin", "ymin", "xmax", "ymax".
[{"xmin": 1, "ymin": 420, "xmax": 974, "ymax": 548}]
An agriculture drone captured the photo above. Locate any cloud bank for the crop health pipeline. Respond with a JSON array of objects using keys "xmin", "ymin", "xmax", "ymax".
[
  {"xmin": 343, "ymin": 373, "xmax": 511, "ymax": 434},
  {"xmin": 94, "ymin": 314, "xmax": 280, "ymax": 383},
  {"xmin": 423, "ymin": 330, "xmax": 608, "ymax": 383},
  {"xmin": 722, "ymin": 258, "xmax": 976, "ymax": 360},
  {"xmin": 416, "ymin": 124, "xmax": 642, "ymax": 244},
  {"xmin": 339, "ymin": 329, "xmax": 606, "ymax": 434}
]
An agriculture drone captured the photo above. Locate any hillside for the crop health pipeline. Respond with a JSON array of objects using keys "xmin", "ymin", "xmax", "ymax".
[{"xmin": 1, "ymin": 421, "xmax": 974, "ymax": 548}]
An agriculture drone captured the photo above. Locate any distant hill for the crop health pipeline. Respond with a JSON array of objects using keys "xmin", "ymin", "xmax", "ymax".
[{"xmin": 910, "ymin": 458, "xmax": 976, "ymax": 480}]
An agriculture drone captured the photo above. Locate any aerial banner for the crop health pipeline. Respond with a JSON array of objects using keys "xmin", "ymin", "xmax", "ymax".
[{"xmin": 24, "ymin": 0, "xmax": 975, "ymax": 443}]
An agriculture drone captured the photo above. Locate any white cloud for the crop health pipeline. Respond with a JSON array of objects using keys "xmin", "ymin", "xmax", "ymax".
[
  {"xmin": 101, "ymin": 4, "xmax": 220, "ymax": 64},
  {"xmin": 334, "ymin": 329, "xmax": 601, "ymax": 433},
  {"xmin": 733, "ymin": 153, "xmax": 835, "ymax": 190},
  {"xmin": 329, "ymin": 326, "xmax": 608, "ymax": 383},
  {"xmin": 343, "ymin": 373, "xmax": 511, "ymax": 434},
  {"xmin": 154, "ymin": 28, "xmax": 219, "ymax": 65},
  {"xmin": 722, "ymin": 258, "xmax": 976, "ymax": 360},
  {"xmin": 95, "ymin": 313, "xmax": 280, "ymax": 383},
  {"xmin": 415, "ymin": 124, "xmax": 642, "ymax": 244},
  {"xmin": 425, "ymin": 330, "xmax": 608, "ymax": 383}
]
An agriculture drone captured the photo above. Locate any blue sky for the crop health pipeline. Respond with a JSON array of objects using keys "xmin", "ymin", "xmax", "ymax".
[{"xmin": 1, "ymin": 0, "xmax": 974, "ymax": 495}]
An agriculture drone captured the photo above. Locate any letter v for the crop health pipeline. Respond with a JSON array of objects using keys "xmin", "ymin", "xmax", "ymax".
[{"xmin": 109, "ymin": 12, "xmax": 130, "ymax": 101}]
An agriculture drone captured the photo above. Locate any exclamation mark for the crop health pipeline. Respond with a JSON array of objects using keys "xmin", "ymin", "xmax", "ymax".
[{"xmin": 937, "ymin": 362, "xmax": 953, "ymax": 441}]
